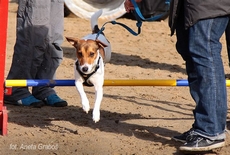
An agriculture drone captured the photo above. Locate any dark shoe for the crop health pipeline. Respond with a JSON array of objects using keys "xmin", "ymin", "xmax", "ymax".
[
  {"xmin": 44, "ymin": 94, "xmax": 67, "ymax": 107},
  {"xmin": 172, "ymin": 128, "xmax": 195, "ymax": 143},
  {"xmin": 4, "ymin": 95, "xmax": 45, "ymax": 108},
  {"xmin": 179, "ymin": 134, "xmax": 225, "ymax": 152}
]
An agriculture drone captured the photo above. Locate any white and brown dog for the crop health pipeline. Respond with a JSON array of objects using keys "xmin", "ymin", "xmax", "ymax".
[{"xmin": 66, "ymin": 10, "xmax": 111, "ymax": 123}]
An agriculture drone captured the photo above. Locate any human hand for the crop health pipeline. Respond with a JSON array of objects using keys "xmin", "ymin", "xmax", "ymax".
[{"xmin": 124, "ymin": 0, "xmax": 142, "ymax": 13}]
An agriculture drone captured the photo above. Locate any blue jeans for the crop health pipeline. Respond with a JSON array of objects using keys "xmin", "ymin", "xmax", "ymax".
[{"xmin": 176, "ymin": 17, "xmax": 228, "ymax": 139}]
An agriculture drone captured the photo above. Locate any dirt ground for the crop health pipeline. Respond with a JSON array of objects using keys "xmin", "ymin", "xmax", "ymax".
[{"xmin": 1, "ymin": 2, "xmax": 230, "ymax": 155}]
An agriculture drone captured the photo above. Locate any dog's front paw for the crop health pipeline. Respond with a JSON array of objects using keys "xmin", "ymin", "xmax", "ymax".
[
  {"xmin": 93, "ymin": 109, "xmax": 100, "ymax": 123},
  {"xmin": 82, "ymin": 99, "xmax": 90, "ymax": 113}
]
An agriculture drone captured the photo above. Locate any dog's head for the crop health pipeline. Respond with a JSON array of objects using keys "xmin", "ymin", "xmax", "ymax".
[{"xmin": 66, "ymin": 37, "xmax": 107, "ymax": 74}]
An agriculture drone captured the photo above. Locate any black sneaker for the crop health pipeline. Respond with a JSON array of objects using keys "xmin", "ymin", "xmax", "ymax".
[
  {"xmin": 179, "ymin": 134, "xmax": 225, "ymax": 152},
  {"xmin": 172, "ymin": 128, "xmax": 195, "ymax": 143}
]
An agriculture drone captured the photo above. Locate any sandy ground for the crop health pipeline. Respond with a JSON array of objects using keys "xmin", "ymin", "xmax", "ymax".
[{"xmin": 1, "ymin": 2, "xmax": 230, "ymax": 155}]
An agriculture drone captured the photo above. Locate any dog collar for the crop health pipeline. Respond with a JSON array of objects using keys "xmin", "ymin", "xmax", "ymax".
[{"xmin": 75, "ymin": 56, "xmax": 101, "ymax": 87}]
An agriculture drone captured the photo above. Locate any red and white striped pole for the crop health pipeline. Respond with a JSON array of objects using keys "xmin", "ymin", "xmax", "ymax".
[{"xmin": 0, "ymin": 0, "xmax": 9, "ymax": 136}]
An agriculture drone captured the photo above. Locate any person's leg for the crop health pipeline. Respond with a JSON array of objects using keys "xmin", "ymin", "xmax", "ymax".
[
  {"xmin": 225, "ymin": 19, "xmax": 230, "ymax": 66},
  {"xmin": 175, "ymin": 19, "xmax": 200, "ymax": 105},
  {"xmin": 179, "ymin": 17, "xmax": 228, "ymax": 151},
  {"xmin": 31, "ymin": 0, "xmax": 67, "ymax": 107},
  {"xmin": 6, "ymin": 0, "xmax": 33, "ymax": 100},
  {"xmin": 29, "ymin": 0, "xmax": 55, "ymax": 98},
  {"xmin": 171, "ymin": 7, "xmax": 200, "ymax": 143},
  {"xmin": 189, "ymin": 17, "xmax": 228, "ymax": 138},
  {"xmin": 4, "ymin": 0, "xmax": 45, "ymax": 107}
]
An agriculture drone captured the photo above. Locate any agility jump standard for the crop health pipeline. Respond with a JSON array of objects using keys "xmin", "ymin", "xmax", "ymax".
[
  {"xmin": 5, "ymin": 79, "xmax": 230, "ymax": 87},
  {"xmin": 0, "ymin": 0, "xmax": 8, "ymax": 136}
]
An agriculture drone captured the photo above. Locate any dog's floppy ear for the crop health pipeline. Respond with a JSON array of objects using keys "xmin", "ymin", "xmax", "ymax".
[
  {"xmin": 66, "ymin": 37, "xmax": 80, "ymax": 47},
  {"xmin": 95, "ymin": 39, "xmax": 107, "ymax": 59}
]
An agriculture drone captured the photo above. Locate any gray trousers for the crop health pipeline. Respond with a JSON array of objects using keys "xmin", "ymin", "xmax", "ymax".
[{"xmin": 6, "ymin": 0, "xmax": 64, "ymax": 100}]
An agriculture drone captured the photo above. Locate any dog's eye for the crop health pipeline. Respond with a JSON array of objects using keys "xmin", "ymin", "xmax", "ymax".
[
  {"xmin": 89, "ymin": 52, "xmax": 95, "ymax": 57},
  {"xmin": 77, "ymin": 52, "xmax": 83, "ymax": 57}
]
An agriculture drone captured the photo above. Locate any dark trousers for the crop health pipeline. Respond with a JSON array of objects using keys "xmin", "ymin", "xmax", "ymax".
[
  {"xmin": 6, "ymin": 0, "xmax": 64, "ymax": 101},
  {"xmin": 225, "ymin": 20, "xmax": 230, "ymax": 66}
]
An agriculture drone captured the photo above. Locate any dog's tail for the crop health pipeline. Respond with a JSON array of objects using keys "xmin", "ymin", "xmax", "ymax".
[{"xmin": 91, "ymin": 9, "xmax": 103, "ymax": 33}]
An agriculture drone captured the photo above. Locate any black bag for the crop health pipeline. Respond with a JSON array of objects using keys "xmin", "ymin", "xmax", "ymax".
[
  {"xmin": 125, "ymin": 0, "xmax": 170, "ymax": 21},
  {"xmin": 139, "ymin": 0, "xmax": 170, "ymax": 19}
]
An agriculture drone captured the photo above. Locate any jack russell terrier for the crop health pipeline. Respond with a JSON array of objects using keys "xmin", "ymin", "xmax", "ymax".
[{"xmin": 66, "ymin": 10, "xmax": 111, "ymax": 123}]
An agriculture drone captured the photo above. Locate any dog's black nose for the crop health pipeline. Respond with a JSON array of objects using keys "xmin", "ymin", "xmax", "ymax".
[{"xmin": 82, "ymin": 66, "xmax": 88, "ymax": 72}]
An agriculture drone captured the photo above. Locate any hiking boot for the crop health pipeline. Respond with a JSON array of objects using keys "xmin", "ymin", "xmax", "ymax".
[
  {"xmin": 4, "ymin": 95, "xmax": 45, "ymax": 108},
  {"xmin": 179, "ymin": 134, "xmax": 225, "ymax": 152},
  {"xmin": 172, "ymin": 128, "xmax": 195, "ymax": 143},
  {"xmin": 44, "ymin": 94, "xmax": 68, "ymax": 107}
]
